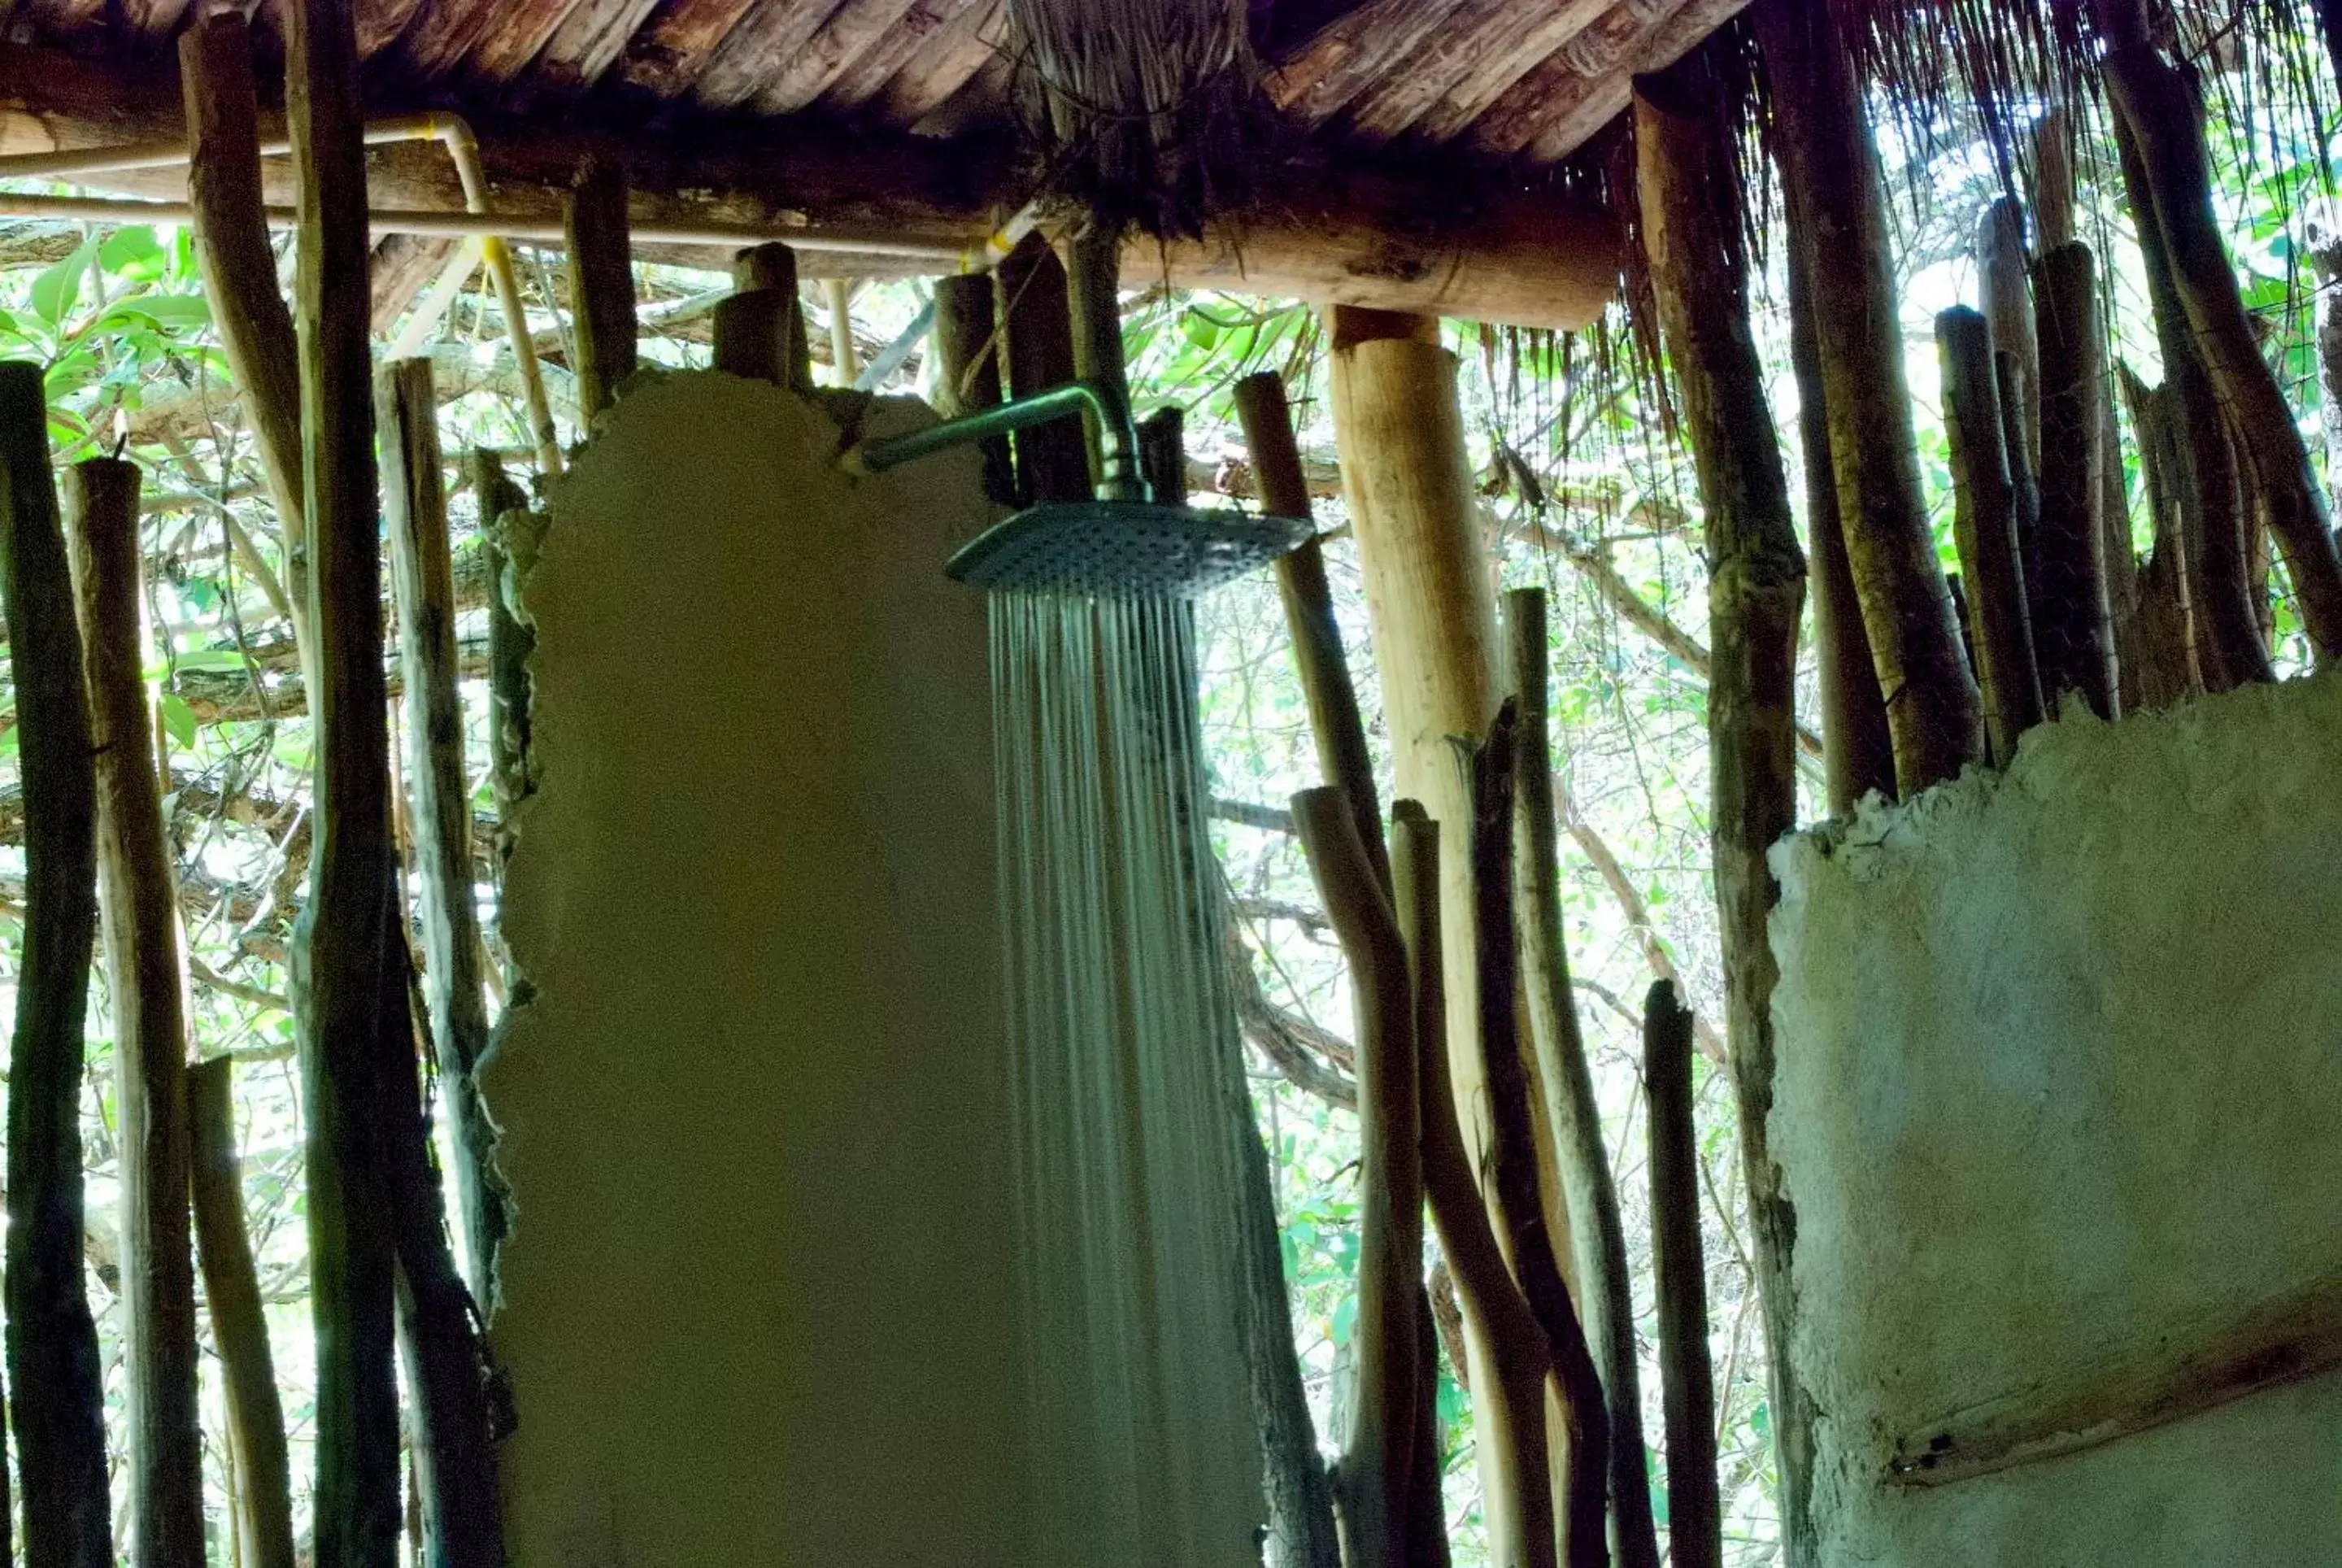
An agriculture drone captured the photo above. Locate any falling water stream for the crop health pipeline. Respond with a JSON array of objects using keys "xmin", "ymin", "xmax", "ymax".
[{"xmin": 991, "ymin": 590, "xmax": 1262, "ymax": 1564}]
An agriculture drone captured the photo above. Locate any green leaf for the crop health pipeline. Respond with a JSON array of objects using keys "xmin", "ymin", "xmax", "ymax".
[
  {"xmin": 98, "ymin": 225, "xmax": 167, "ymax": 280},
  {"xmin": 172, "ymin": 649, "xmax": 249, "ymax": 673},
  {"xmin": 159, "ymin": 693, "xmax": 198, "ymax": 748},
  {"xmin": 29, "ymin": 238, "xmax": 98, "ymax": 329}
]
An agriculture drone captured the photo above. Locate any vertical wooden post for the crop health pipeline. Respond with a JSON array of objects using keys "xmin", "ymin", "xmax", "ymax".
[
  {"xmin": 1787, "ymin": 235, "xmax": 1892, "ymax": 811},
  {"xmin": 725, "ymin": 242, "xmax": 812, "ymax": 392},
  {"xmin": 564, "ymin": 155, "xmax": 636, "ymax": 421},
  {"xmin": 1643, "ymin": 981, "xmax": 1722, "ymax": 1568},
  {"xmin": 288, "ymin": 0, "xmax": 404, "ymax": 1557},
  {"xmin": 823, "ymin": 277, "xmax": 861, "ymax": 384},
  {"xmin": 2031, "ymin": 242, "xmax": 2113, "ymax": 717},
  {"xmin": 1293, "ymin": 791, "xmax": 1421, "ymax": 1568},
  {"xmin": 1508, "ymin": 589, "xmax": 1657, "ymax": 1568},
  {"xmin": 181, "ymin": 8, "xmax": 307, "ymax": 650},
  {"xmin": 1395, "ymin": 808, "xmax": 1558, "ymax": 1568},
  {"xmin": 381, "ymin": 359, "xmax": 507, "ymax": 1292},
  {"xmin": 1064, "ymin": 220, "xmax": 1130, "ymax": 490},
  {"xmin": 1639, "ymin": 39, "xmax": 1817, "ymax": 1564},
  {"xmin": 1975, "ymin": 196, "xmax": 2039, "ymax": 474},
  {"xmin": 1756, "ymin": 0, "xmax": 1979, "ymax": 795},
  {"xmin": 1936, "ymin": 307, "xmax": 2044, "ymax": 760},
  {"xmin": 2105, "ymin": 37, "xmax": 2342, "ymax": 657},
  {"xmin": 2110, "ymin": 111, "xmax": 2270, "ymax": 689},
  {"xmin": 189, "ymin": 1060, "xmax": 296, "ymax": 1568},
  {"xmin": 472, "ymin": 450, "xmax": 535, "ymax": 877},
  {"xmin": 932, "ymin": 272, "xmax": 1016, "ymax": 505},
  {"xmin": 0, "ymin": 361, "xmax": 109, "ymax": 1568},
  {"xmin": 999, "ymin": 232, "xmax": 1091, "ymax": 505},
  {"xmin": 65, "ymin": 458, "xmax": 206, "ymax": 1566}
]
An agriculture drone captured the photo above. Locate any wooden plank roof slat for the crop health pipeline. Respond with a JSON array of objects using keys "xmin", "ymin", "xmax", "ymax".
[
  {"xmin": 616, "ymin": 0, "xmax": 762, "ymax": 98},
  {"xmin": 390, "ymin": 0, "xmax": 507, "ymax": 78},
  {"xmin": 358, "ymin": 0, "xmax": 433, "ymax": 60},
  {"xmin": 24, "ymin": 0, "xmax": 107, "ymax": 31},
  {"xmin": 870, "ymin": 0, "xmax": 1004, "ymax": 125},
  {"xmin": 689, "ymin": 0, "xmax": 851, "ymax": 110},
  {"xmin": 1342, "ymin": 0, "xmax": 1612, "ymax": 145},
  {"xmin": 1265, "ymin": 0, "xmax": 1469, "ymax": 130},
  {"xmin": 120, "ymin": 0, "xmax": 194, "ymax": 41},
  {"xmin": 821, "ymin": 0, "xmax": 983, "ymax": 112},
  {"xmin": 750, "ymin": 0, "xmax": 919, "ymax": 116},
  {"xmin": 468, "ymin": 0, "xmax": 600, "ymax": 82},
  {"xmin": 1412, "ymin": 0, "xmax": 1616, "ymax": 144},
  {"xmin": 1508, "ymin": 0, "xmax": 1747, "ymax": 164},
  {"xmin": 531, "ymin": 0, "xmax": 668, "ymax": 93},
  {"xmin": 1468, "ymin": 0, "xmax": 1668, "ymax": 158}
]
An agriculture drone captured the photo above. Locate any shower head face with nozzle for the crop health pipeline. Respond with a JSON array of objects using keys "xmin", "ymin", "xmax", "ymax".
[{"xmin": 945, "ymin": 501, "xmax": 1313, "ymax": 598}]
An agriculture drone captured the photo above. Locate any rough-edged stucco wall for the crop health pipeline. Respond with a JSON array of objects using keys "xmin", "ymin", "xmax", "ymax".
[
  {"xmin": 484, "ymin": 374, "xmax": 1021, "ymax": 1565},
  {"xmin": 1769, "ymin": 674, "xmax": 2342, "ymax": 1564}
]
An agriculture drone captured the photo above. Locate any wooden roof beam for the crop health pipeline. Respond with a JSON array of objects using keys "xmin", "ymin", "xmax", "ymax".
[{"xmin": 0, "ymin": 43, "xmax": 1617, "ymax": 327}]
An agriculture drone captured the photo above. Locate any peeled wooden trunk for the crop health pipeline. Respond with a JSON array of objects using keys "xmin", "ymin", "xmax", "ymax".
[
  {"xmin": 564, "ymin": 155, "xmax": 636, "ymax": 420},
  {"xmin": 1756, "ymin": 0, "xmax": 1979, "ymax": 795},
  {"xmin": 0, "ymin": 361, "xmax": 109, "ymax": 1568},
  {"xmin": 1936, "ymin": 307, "xmax": 2044, "ymax": 760},
  {"xmin": 1638, "ymin": 46, "xmax": 1816, "ymax": 1564},
  {"xmin": 66, "ymin": 459, "xmax": 207, "ymax": 1567}
]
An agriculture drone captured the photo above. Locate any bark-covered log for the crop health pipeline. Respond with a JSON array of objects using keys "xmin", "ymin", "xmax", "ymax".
[
  {"xmin": 189, "ymin": 1058, "xmax": 296, "ymax": 1568},
  {"xmin": 181, "ymin": 7, "xmax": 307, "ymax": 630},
  {"xmin": 1000, "ymin": 233, "xmax": 1093, "ymax": 505},
  {"xmin": 1395, "ymin": 807, "xmax": 1558, "ymax": 1568},
  {"xmin": 66, "ymin": 458, "xmax": 206, "ymax": 1567},
  {"xmin": 1470, "ymin": 709, "xmax": 1608, "ymax": 1568},
  {"xmin": 0, "ymin": 360, "xmax": 108, "ymax": 1568},
  {"xmin": 1294, "ymin": 789, "xmax": 1421, "ymax": 1568},
  {"xmin": 2110, "ymin": 107, "xmax": 2270, "ymax": 689},
  {"xmin": 2031, "ymin": 242, "xmax": 2113, "ymax": 716},
  {"xmin": 1756, "ymin": 0, "xmax": 1979, "ymax": 795},
  {"xmin": 1640, "ymin": 44, "xmax": 1816, "ymax": 1566},
  {"xmin": 932, "ymin": 272, "xmax": 1016, "ymax": 505},
  {"xmin": 1645, "ymin": 980, "xmax": 1722, "ymax": 1568},
  {"xmin": 1976, "ymin": 196, "xmax": 2039, "ymax": 471},
  {"xmin": 1787, "ymin": 224, "xmax": 1891, "ymax": 811},
  {"xmin": 382, "ymin": 359, "xmax": 508, "ymax": 1298},
  {"xmin": 377, "ymin": 908, "xmax": 505, "ymax": 1566},
  {"xmin": 1508, "ymin": 589, "xmax": 1656, "ymax": 1568},
  {"xmin": 731, "ymin": 242, "xmax": 813, "ymax": 393},
  {"xmin": 2105, "ymin": 39, "xmax": 2342, "ymax": 657},
  {"xmin": 2118, "ymin": 366, "xmax": 2205, "ymax": 707},
  {"xmin": 564, "ymin": 155, "xmax": 637, "ymax": 420},
  {"xmin": 1936, "ymin": 307, "xmax": 2044, "ymax": 760},
  {"xmin": 289, "ymin": 0, "xmax": 405, "ymax": 1557}
]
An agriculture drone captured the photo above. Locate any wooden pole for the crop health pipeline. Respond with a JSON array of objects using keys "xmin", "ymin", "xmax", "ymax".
[
  {"xmin": 564, "ymin": 155, "xmax": 636, "ymax": 420},
  {"xmin": 0, "ymin": 360, "xmax": 109, "ymax": 1568},
  {"xmin": 1756, "ymin": 0, "xmax": 1979, "ymax": 794},
  {"xmin": 931, "ymin": 272, "xmax": 1016, "ymax": 505},
  {"xmin": 1138, "ymin": 406, "xmax": 1185, "ymax": 503},
  {"xmin": 2105, "ymin": 38, "xmax": 2342, "ymax": 658},
  {"xmin": 729, "ymin": 242, "xmax": 813, "ymax": 392},
  {"xmin": 2109, "ymin": 111, "xmax": 2270, "ymax": 690},
  {"xmin": 1064, "ymin": 220, "xmax": 1130, "ymax": 492},
  {"xmin": 381, "ymin": 359, "xmax": 507, "ymax": 1293},
  {"xmin": 1235, "ymin": 371, "xmax": 1390, "ymax": 893},
  {"xmin": 2030, "ymin": 242, "xmax": 2113, "ymax": 717},
  {"xmin": 1469, "ymin": 709, "xmax": 1607, "ymax": 1568},
  {"xmin": 1975, "ymin": 196, "xmax": 2039, "ymax": 475},
  {"xmin": 712, "ymin": 288, "xmax": 796, "ymax": 388},
  {"xmin": 378, "ymin": 912, "xmax": 506, "ymax": 1566},
  {"xmin": 64, "ymin": 457, "xmax": 206, "ymax": 1566},
  {"xmin": 1786, "ymin": 228, "xmax": 1891, "ymax": 811},
  {"xmin": 1936, "ymin": 307, "xmax": 2044, "ymax": 760},
  {"xmin": 472, "ymin": 450, "xmax": 533, "ymax": 879},
  {"xmin": 1636, "ymin": 49, "xmax": 1815, "ymax": 1565},
  {"xmin": 181, "ymin": 7, "xmax": 307, "ymax": 637},
  {"xmin": 289, "ymin": 0, "xmax": 404, "ymax": 1557},
  {"xmin": 1294, "ymin": 789, "xmax": 1421, "ymax": 1568},
  {"xmin": 1507, "ymin": 589, "xmax": 1656, "ymax": 1568},
  {"xmin": 2118, "ymin": 366, "xmax": 2205, "ymax": 707},
  {"xmin": 1643, "ymin": 981, "xmax": 1722, "ymax": 1568},
  {"xmin": 189, "ymin": 1059, "xmax": 296, "ymax": 1568},
  {"xmin": 1395, "ymin": 806, "xmax": 1557, "ymax": 1568},
  {"xmin": 824, "ymin": 277, "xmax": 860, "ymax": 383},
  {"xmin": 999, "ymin": 232, "xmax": 1091, "ymax": 505}
]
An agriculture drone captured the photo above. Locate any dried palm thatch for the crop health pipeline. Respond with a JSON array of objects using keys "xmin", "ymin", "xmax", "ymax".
[{"xmin": 1004, "ymin": 0, "xmax": 1264, "ymax": 237}]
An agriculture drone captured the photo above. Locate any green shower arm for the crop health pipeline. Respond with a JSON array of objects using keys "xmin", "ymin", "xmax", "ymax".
[{"xmin": 845, "ymin": 380, "xmax": 1151, "ymax": 503}]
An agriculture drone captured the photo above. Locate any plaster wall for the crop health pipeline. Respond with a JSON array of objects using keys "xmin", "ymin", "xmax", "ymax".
[
  {"xmin": 1768, "ymin": 674, "xmax": 2342, "ymax": 1565},
  {"xmin": 483, "ymin": 375, "xmax": 1021, "ymax": 1565}
]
